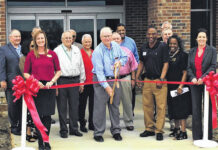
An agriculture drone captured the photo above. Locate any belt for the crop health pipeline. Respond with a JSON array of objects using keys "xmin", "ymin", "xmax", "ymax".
[
  {"xmin": 146, "ymin": 76, "xmax": 159, "ymax": 80},
  {"xmin": 60, "ymin": 76, "xmax": 79, "ymax": 79},
  {"xmin": 119, "ymin": 73, "xmax": 131, "ymax": 79},
  {"xmin": 106, "ymin": 73, "xmax": 131, "ymax": 80}
]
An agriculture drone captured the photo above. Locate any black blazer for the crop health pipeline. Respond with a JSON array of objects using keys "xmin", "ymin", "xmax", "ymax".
[
  {"xmin": 187, "ymin": 45, "xmax": 217, "ymax": 81},
  {"xmin": 0, "ymin": 43, "xmax": 22, "ymax": 88}
]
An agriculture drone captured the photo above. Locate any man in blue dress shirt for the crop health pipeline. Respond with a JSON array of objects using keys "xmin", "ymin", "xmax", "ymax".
[
  {"xmin": 116, "ymin": 23, "xmax": 139, "ymax": 115},
  {"xmin": 92, "ymin": 27, "xmax": 127, "ymax": 142}
]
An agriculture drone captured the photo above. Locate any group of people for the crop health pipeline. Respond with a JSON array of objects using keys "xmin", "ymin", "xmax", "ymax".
[{"xmin": 0, "ymin": 20, "xmax": 217, "ymax": 150}]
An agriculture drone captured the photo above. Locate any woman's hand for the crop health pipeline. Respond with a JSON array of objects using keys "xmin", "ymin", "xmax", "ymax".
[
  {"xmin": 197, "ymin": 78, "xmax": 203, "ymax": 85},
  {"xmin": 38, "ymin": 81, "xmax": 44, "ymax": 88},
  {"xmin": 177, "ymin": 87, "xmax": 183, "ymax": 95},
  {"xmin": 191, "ymin": 78, "xmax": 198, "ymax": 84},
  {"xmin": 45, "ymin": 81, "xmax": 54, "ymax": 89}
]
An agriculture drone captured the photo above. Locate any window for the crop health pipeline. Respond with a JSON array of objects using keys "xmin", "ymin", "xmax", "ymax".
[{"xmin": 191, "ymin": 0, "xmax": 213, "ymax": 47}]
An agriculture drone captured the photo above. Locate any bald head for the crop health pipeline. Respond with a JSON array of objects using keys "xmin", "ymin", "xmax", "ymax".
[{"xmin": 9, "ymin": 29, "xmax": 21, "ymax": 47}]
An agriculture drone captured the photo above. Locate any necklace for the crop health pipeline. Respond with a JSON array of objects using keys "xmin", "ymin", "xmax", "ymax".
[{"xmin": 169, "ymin": 49, "xmax": 179, "ymax": 58}]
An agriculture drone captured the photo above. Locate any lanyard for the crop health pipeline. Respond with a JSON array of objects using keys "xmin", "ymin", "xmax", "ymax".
[{"xmin": 61, "ymin": 45, "xmax": 72, "ymax": 62}]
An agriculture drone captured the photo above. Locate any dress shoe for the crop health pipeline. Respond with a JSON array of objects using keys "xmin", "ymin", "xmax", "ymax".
[
  {"xmin": 60, "ymin": 132, "xmax": 68, "ymax": 138},
  {"xmin": 38, "ymin": 144, "xmax": 45, "ymax": 150},
  {"xmin": 169, "ymin": 128, "xmax": 180, "ymax": 137},
  {"xmin": 88, "ymin": 124, "xmax": 95, "ymax": 131},
  {"xmin": 94, "ymin": 136, "xmax": 104, "ymax": 142},
  {"xmin": 176, "ymin": 131, "xmax": 188, "ymax": 140},
  {"xmin": 126, "ymin": 126, "xmax": 134, "ymax": 131},
  {"xmin": 11, "ymin": 127, "xmax": 21, "ymax": 136},
  {"xmin": 113, "ymin": 133, "xmax": 122, "ymax": 141},
  {"xmin": 51, "ymin": 118, "xmax": 56, "ymax": 124},
  {"xmin": 80, "ymin": 126, "xmax": 88, "ymax": 133},
  {"xmin": 70, "ymin": 130, "xmax": 83, "ymax": 137},
  {"xmin": 139, "ymin": 130, "xmax": 155, "ymax": 137},
  {"xmin": 156, "ymin": 133, "xmax": 163, "ymax": 141},
  {"xmin": 44, "ymin": 143, "xmax": 51, "ymax": 150}
]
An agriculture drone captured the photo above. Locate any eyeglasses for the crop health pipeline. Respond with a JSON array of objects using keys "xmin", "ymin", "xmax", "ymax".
[{"xmin": 72, "ymin": 35, "xmax": 76, "ymax": 38}]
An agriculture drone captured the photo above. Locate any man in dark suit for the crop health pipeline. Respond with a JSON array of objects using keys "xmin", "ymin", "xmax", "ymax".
[{"xmin": 0, "ymin": 29, "xmax": 22, "ymax": 135}]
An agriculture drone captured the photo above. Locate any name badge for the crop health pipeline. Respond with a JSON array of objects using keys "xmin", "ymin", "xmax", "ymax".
[{"xmin": 143, "ymin": 52, "xmax": 147, "ymax": 56}]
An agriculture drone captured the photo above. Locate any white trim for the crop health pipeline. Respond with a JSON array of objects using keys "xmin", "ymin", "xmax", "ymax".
[
  {"xmin": 7, "ymin": 6, "xmax": 124, "ymax": 14},
  {"xmin": 191, "ymin": 9, "xmax": 210, "ymax": 12}
]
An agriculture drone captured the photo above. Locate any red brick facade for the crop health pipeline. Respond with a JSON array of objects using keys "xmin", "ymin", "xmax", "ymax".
[
  {"xmin": 0, "ymin": 0, "xmax": 6, "ymax": 46},
  {"xmin": 125, "ymin": 0, "xmax": 148, "ymax": 49},
  {"xmin": 147, "ymin": 0, "xmax": 191, "ymax": 50}
]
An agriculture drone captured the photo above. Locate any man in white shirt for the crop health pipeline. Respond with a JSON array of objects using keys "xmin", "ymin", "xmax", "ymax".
[{"xmin": 54, "ymin": 31, "xmax": 85, "ymax": 138}]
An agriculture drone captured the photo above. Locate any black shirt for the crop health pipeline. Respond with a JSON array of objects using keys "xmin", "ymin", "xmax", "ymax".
[{"xmin": 139, "ymin": 41, "xmax": 169, "ymax": 79}]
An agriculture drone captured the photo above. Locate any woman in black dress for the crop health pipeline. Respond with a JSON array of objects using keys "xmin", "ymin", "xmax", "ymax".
[{"xmin": 166, "ymin": 35, "xmax": 191, "ymax": 140}]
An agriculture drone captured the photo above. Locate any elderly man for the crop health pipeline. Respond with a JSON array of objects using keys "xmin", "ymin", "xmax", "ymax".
[
  {"xmin": 112, "ymin": 32, "xmax": 138, "ymax": 131},
  {"xmin": 92, "ymin": 27, "xmax": 127, "ymax": 142},
  {"xmin": 54, "ymin": 31, "xmax": 85, "ymax": 138},
  {"xmin": 0, "ymin": 29, "xmax": 22, "ymax": 135},
  {"xmin": 69, "ymin": 29, "xmax": 83, "ymax": 50},
  {"xmin": 136, "ymin": 26, "xmax": 169, "ymax": 141},
  {"xmin": 116, "ymin": 23, "xmax": 139, "ymax": 114}
]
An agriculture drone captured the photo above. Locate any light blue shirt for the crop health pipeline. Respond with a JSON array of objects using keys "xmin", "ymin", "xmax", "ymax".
[
  {"xmin": 92, "ymin": 41, "xmax": 127, "ymax": 88},
  {"xmin": 120, "ymin": 36, "xmax": 139, "ymax": 63}
]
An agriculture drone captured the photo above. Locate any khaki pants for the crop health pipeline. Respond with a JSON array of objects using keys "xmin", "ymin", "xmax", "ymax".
[{"xmin": 142, "ymin": 78, "xmax": 167, "ymax": 133}]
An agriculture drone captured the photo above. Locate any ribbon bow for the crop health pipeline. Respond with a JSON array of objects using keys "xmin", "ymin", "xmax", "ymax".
[
  {"xmin": 203, "ymin": 71, "xmax": 218, "ymax": 129},
  {"xmin": 12, "ymin": 75, "xmax": 49, "ymax": 142}
]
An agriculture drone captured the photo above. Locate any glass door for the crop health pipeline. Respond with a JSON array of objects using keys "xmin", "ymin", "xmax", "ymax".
[
  {"xmin": 68, "ymin": 15, "xmax": 95, "ymax": 48},
  {"xmin": 37, "ymin": 15, "xmax": 65, "ymax": 50},
  {"xmin": 9, "ymin": 15, "xmax": 36, "ymax": 44}
]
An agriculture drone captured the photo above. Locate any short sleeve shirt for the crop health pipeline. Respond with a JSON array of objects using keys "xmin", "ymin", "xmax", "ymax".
[{"xmin": 139, "ymin": 41, "xmax": 169, "ymax": 78}]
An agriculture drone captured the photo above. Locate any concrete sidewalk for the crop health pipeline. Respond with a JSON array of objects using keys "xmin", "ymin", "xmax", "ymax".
[{"xmin": 12, "ymin": 94, "xmax": 218, "ymax": 150}]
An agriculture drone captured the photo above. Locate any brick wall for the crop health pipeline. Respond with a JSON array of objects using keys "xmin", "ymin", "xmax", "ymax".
[
  {"xmin": 125, "ymin": 0, "xmax": 148, "ymax": 49},
  {"xmin": 147, "ymin": 0, "xmax": 191, "ymax": 50},
  {"xmin": 0, "ymin": 0, "xmax": 6, "ymax": 46},
  {"xmin": 216, "ymin": 0, "xmax": 218, "ymax": 50}
]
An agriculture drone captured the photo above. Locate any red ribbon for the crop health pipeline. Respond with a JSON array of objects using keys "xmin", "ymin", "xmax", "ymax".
[
  {"xmin": 12, "ymin": 75, "xmax": 49, "ymax": 143},
  {"xmin": 203, "ymin": 71, "xmax": 218, "ymax": 129}
]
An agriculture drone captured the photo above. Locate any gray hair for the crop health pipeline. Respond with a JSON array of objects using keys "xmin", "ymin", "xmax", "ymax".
[
  {"xmin": 100, "ymin": 27, "xmax": 112, "ymax": 36},
  {"xmin": 81, "ymin": 34, "xmax": 92, "ymax": 43},
  {"xmin": 9, "ymin": 29, "xmax": 20, "ymax": 37},
  {"xmin": 161, "ymin": 21, "xmax": 172, "ymax": 29},
  {"xmin": 61, "ymin": 31, "xmax": 72, "ymax": 39}
]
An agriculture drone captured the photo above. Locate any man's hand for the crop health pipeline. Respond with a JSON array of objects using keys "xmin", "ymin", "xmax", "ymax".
[
  {"xmin": 0, "ymin": 81, "xmax": 7, "ymax": 89},
  {"xmin": 136, "ymin": 79, "xmax": 143, "ymax": 88},
  {"xmin": 79, "ymin": 85, "xmax": 84, "ymax": 93},
  {"xmin": 191, "ymin": 78, "xmax": 198, "ymax": 85},
  {"xmin": 105, "ymin": 86, "xmax": 113, "ymax": 97}
]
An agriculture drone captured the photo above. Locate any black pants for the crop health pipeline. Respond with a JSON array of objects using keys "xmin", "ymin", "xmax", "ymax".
[
  {"xmin": 132, "ymin": 87, "xmax": 136, "ymax": 113},
  {"xmin": 79, "ymin": 84, "xmax": 94, "ymax": 127},
  {"xmin": 36, "ymin": 115, "xmax": 51, "ymax": 146},
  {"xmin": 57, "ymin": 77, "xmax": 80, "ymax": 133},
  {"xmin": 190, "ymin": 85, "xmax": 213, "ymax": 140},
  {"xmin": 5, "ymin": 88, "xmax": 22, "ymax": 129}
]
